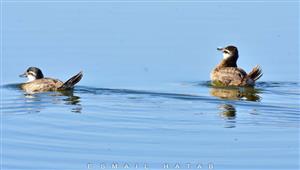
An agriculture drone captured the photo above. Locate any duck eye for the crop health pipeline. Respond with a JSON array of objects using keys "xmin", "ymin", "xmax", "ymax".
[
  {"xmin": 224, "ymin": 51, "xmax": 229, "ymax": 54},
  {"xmin": 28, "ymin": 71, "xmax": 36, "ymax": 76}
]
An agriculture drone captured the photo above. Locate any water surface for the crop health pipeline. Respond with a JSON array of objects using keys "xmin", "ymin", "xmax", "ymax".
[{"xmin": 2, "ymin": 81, "xmax": 300, "ymax": 170}]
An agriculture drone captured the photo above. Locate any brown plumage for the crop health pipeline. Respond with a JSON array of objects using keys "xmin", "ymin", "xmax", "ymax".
[
  {"xmin": 211, "ymin": 45, "xmax": 263, "ymax": 87},
  {"xmin": 20, "ymin": 67, "xmax": 83, "ymax": 93}
]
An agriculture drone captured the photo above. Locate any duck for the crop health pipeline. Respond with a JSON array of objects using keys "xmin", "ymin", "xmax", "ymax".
[
  {"xmin": 210, "ymin": 45, "xmax": 263, "ymax": 87},
  {"xmin": 19, "ymin": 67, "xmax": 83, "ymax": 93}
]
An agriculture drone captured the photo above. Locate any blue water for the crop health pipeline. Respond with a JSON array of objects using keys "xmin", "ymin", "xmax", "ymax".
[{"xmin": 1, "ymin": 1, "xmax": 299, "ymax": 170}]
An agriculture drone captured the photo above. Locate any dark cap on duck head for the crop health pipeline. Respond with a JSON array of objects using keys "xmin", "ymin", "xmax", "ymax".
[
  {"xmin": 217, "ymin": 45, "xmax": 238, "ymax": 54},
  {"xmin": 19, "ymin": 67, "xmax": 44, "ymax": 79}
]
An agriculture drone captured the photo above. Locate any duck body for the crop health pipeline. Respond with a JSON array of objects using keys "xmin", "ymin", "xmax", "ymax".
[
  {"xmin": 19, "ymin": 67, "xmax": 83, "ymax": 93},
  {"xmin": 20, "ymin": 78, "xmax": 64, "ymax": 93},
  {"xmin": 211, "ymin": 45, "xmax": 262, "ymax": 87}
]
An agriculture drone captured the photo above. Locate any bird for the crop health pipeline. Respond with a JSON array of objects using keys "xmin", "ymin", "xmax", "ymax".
[
  {"xmin": 210, "ymin": 45, "xmax": 263, "ymax": 87},
  {"xmin": 19, "ymin": 67, "xmax": 83, "ymax": 93}
]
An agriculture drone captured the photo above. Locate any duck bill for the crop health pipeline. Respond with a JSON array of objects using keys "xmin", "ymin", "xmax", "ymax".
[
  {"xmin": 19, "ymin": 73, "xmax": 27, "ymax": 78},
  {"xmin": 217, "ymin": 47, "xmax": 224, "ymax": 51}
]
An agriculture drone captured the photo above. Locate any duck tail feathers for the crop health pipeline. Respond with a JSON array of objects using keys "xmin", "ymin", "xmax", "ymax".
[
  {"xmin": 248, "ymin": 65, "xmax": 263, "ymax": 81},
  {"xmin": 58, "ymin": 71, "xmax": 83, "ymax": 90}
]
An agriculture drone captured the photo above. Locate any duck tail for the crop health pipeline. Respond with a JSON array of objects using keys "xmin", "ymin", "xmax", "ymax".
[
  {"xmin": 248, "ymin": 65, "xmax": 263, "ymax": 81},
  {"xmin": 58, "ymin": 71, "xmax": 83, "ymax": 90}
]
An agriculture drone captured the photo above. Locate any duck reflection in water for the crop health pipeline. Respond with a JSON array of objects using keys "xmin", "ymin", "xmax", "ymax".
[
  {"xmin": 219, "ymin": 104, "xmax": 236, "ymax": 119},
  {"xmin": 219, "ymin": 104, "xmax": 237, "ymax": 128},
  {"xmin": 23, "ymin": 90, "xmax": 82, "ymax": 113},
  {"xmin": 210, "ymin": 86, "xmax": 261, "ymax": 101},
  {"xmin": 210, "ymin": 86, "xmax": 261, "ymax": 128}
]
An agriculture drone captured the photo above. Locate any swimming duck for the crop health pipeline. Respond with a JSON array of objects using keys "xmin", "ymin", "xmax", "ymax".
[
  {"xmin": 19, "ymin": 67, "xmax": 83, "ymax": 93},
  {"xmin": 210, "ymin": 45, "xmax": 263, "ymax": 87}
]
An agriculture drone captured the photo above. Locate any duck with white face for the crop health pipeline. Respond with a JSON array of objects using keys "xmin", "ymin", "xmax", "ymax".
[
  {"xmin": 19, "ymin": 67, "xmax": 44, "ymax": 82},
  {"xmin": 210, "ymin": 45, "xmax": 263, "ymax": 87},
  {"xmin": 19, "ymin": 67, "xmax": 83, "ymax": 93}
]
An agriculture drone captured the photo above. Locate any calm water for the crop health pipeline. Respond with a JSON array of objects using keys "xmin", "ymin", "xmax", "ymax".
[
  {"xmin": 1, "ymin": 82, "xmax": 300, "ymax": 170},
  {"xmin": 1, "ymin": 1, "xmax": 300, "ymax": 170}
]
